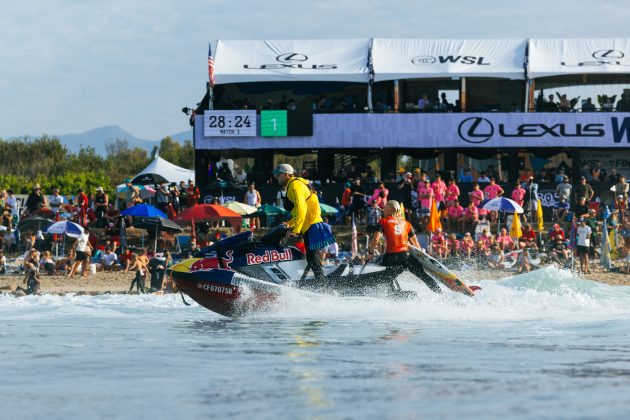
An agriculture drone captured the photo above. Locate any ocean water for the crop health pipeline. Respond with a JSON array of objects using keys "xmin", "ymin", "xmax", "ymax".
[{"xmin": 2, "ymin": 267, "xmax": 630, "ymax": 419}]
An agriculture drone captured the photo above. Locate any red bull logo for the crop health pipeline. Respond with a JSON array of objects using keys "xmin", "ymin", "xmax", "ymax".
[
  {"xmin": 246, "ymin": 249, "xmax": 293, "ymax": 265},
  {"xmin": 190, "ymin": 250, "xmax": 234, "ymax": 271}
]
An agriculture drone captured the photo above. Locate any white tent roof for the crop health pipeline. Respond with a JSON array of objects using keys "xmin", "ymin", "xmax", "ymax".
[
  {"xmin": 529, "ymin": 38, "xmax": 630, "ymax": 78},
  {"xmin": 116, "ymin": 154, "xmax": 195, "ymax": 193},
  {"xmin": 214, "ymin": 39, "xmax": 370, "ymax": 84},
  {"xmin": 372, "ymin": 38, "xmax": 527, "ymax": 81},
  {"xmin": 136, "ymin": 154, "xmax": 195, "ymax": 185}
]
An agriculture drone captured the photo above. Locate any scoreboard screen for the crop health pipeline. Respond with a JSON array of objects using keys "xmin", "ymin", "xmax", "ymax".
[{"xmin": 260, "ymin": 110, "xmax": 313, "ymax": 137}]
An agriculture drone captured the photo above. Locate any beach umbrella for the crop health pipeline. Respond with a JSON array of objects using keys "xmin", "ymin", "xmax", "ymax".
[
  {"xmin": 175, "ymin": 204, "xmax": 242, "ymax": 228},
  {"xmin": 132, "ymin": 216, "xmax": 183, "ymax": 233},
  {"xmin": 481, "ymin": 197, "xmax": 524, "ymax": 213},
  {"xmin": 221, "ymin": 201, "xmax": 259, "ymax": 216},
  {"xmin": 121, "ymin": 203, "xmax": 167, "ymax": 218},
  {"xmin": 319, "ymin": 203, "xmax": 339, "ymax": 216},
  {"xmin": 482, "ymin": 197, "xmax": 524, "ymax": 234},
  {"xmin": 31, "ymin": 207, "xmax": 55, "ymax": 218},
  {"xmin": 248, "ymin": 204, "xmax": 288, "ymax": 218},
  {"xmin": 247, "ymin": 204, "xmax": 289, "ymax": 228},
  {"xmin": 17, "ymin": 217, "xmax": 54, "ymax": 233},
  {"xmin": 131, "ymin": 173, "xmax": 169, "ymax": 186},
  {"xmin": 46, "ymin": 220, "xmax": 84, "ymax": 238},
  {"xmin": 132, "ymin": 216, "xmax": 182, "ymax": 253}
]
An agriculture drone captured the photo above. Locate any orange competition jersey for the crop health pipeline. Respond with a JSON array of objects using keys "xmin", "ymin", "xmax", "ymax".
[{"xmin": 378, "ymin": 216, "xmax": 414, "ymax": 254}]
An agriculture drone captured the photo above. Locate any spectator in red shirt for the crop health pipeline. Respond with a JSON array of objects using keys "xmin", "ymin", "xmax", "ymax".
[
  {"xmin": 520, "ymin": 224, "xmax": 538, "ymax": 250},
  {"xmin": 547, "ymin": 223, "xmax": 565, "ymax": 241},
  {"xmin": 76, "ymin": 188, "xmax": 89, "ymax": 227}
]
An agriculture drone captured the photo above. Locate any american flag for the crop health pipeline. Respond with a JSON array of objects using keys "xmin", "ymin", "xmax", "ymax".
[{"xmin": 208, "ymin": 44, "xmax": 216, "ymax": 87}]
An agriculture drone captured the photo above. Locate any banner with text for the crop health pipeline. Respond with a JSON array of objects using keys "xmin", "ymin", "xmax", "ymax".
[{"xmin": 195, "ymin": 112, "xmax": 630, "ymax": 150}]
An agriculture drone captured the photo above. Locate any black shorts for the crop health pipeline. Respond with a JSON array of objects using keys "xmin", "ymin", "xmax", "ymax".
[
  {"xmin": 366, "ymin": 225, "xmax": 379, "ymax": 234},
  {"xmin": 76, "ymin": 251, "xmax": 88, "ymax": 261},
  {"xmin": 577, "ymin": 245, "xmax": 589, "ymax": 256}
]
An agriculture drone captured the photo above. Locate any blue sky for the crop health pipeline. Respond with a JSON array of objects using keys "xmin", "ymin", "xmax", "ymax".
[{"xmin": 1, "ymin": 0, "xmax": 629, "ymax": 140}]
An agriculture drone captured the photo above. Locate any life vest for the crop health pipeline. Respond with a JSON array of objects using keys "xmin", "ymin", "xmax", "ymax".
[{"xmin": 282, "ymin": 178, "xmax": 314, "ymax": 211}]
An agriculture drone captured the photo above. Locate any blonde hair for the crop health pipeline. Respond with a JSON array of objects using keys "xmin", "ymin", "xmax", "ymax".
[{"xmin": 385, "ymin": 200, "xmax": 405, "ymax": 222}]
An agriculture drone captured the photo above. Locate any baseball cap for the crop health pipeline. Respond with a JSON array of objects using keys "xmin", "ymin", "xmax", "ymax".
[
  {"xmin": 96, "ymin": 186, "xmax": 103, "ymax": 192},
  {"xmin": 580, "ymin": 176, "xmax": 586, "ymax": 180},
  {"xmin": 579, "ymin": 217, "xmax": 585, "ymax": 222},
  {"xmin": 273, "ymin": 163, "xmax": 294, "ymax": 176}
]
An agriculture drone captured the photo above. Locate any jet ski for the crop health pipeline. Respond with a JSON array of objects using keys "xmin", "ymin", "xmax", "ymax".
[{"xmin": 169, "ymin": 225, "xmax": 473, "ymax": 317}]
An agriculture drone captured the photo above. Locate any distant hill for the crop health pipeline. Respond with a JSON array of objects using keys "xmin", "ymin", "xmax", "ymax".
[{"xmin": 5, "ymin": 125, "xmax": 193, "ymax": 155}]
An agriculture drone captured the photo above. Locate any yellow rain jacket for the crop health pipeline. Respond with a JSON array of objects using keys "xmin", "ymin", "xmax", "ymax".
[{"xmin": 286, "ymin": 177, "xmax": 322, "ymax": 235}]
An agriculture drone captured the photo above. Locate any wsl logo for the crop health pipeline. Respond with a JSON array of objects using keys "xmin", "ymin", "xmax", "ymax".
[
  {"xmin": 244, "ymin": 53, "xmax": 337, "ymax": 70},
  {"xmin": 561, "ymin": 49, "xmax": 630, "ymax": 67},
  {"xmin": 412, "ymin": 55, "xmax": 490, "ymax": 66}
]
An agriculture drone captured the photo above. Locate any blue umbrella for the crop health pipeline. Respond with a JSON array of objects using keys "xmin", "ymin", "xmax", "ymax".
[
  {"xmin": 482, "ymin": 197, "xmax": 524, "ymax": 235},
  {"xmin": 120, "ymin": 203, "xmax": 167, "ymax": 218},
  {"xmin": 481, "ymin": 197, "xmax": 524, "ymax": 214},
  {"xmin": 46, "ymin": 220, "xmax": 85, "ymax": 238}
]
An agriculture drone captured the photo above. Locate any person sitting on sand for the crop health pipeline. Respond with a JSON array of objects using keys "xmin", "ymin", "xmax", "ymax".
[
  {"xmin": 127, "ymin": 253, "xmax": 147, "ymax": 294},
  {"xmin": 488, "ymin": 242, "xmax": 505, "ymax": 270},
  {"xmin": 550, "ymin": 234, "xmax": 570, "ymax": 265},
  {"xmin": 100, "ymin": 247, "xmax": 119, "ymax": 272},
  {"xmin": 23, "ymin": 262, "xmax": 41, "ymax": 295},
  {"xmin": 39, "ymin": 250, "xmax": 55, "ymax": 275}
]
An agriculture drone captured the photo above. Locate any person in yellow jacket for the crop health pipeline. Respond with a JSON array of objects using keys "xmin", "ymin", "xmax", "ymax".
[{"xmin": 274, "ymin": 163, "xmax": 336, "ymax": 282}]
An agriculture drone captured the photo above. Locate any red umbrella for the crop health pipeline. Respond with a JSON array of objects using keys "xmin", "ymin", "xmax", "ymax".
[{"xmin": 175, "ymin": 204, "xmax": 242, "ymax": 228}]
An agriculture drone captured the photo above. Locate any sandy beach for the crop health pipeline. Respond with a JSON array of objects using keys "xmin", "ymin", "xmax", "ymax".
[{"xmin": 1, "ymin": 263, "xmax": 628, "ymax": 296}]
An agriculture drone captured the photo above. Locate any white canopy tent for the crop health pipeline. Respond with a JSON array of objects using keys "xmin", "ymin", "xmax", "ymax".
[
  {"xmin": 371, "ymin": 38, "xmax": 527, "ymax": 81},
  {"xmin": 213, "ymin": 39, "xmax": 370, "ymax": 84},
  {"xmin": 116, "ymin": 153, "xmax": 195, "ymax": 193},
  {"xmin": 529, "ymin": 38, "xmax": 630, "ymax": 78}
]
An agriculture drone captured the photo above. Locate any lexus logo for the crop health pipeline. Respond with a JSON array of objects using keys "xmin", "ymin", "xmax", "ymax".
[
  {"xmin": 457, "ymin": 117, "xmax": 494, "ymax": 144},
  {"xmin": 276, "ymin": 53, "xmax": 308, "ymax": 62},
  {"xmin": 411, "ymin": 56, "xmax": 436, "ymax": 66},
  {"xmin": 592, "ymin": 49, "xmax": 625, "ymax": 60}
]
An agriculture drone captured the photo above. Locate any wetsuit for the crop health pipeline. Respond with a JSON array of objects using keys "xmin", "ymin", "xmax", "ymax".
[{"xmin": 376, "ymin": 215, "xmax": 441, "ymax": 293}]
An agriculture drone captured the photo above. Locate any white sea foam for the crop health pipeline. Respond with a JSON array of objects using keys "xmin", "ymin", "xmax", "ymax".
[{"xmin": 2, "ymin": 267, "xmax": 629, "ymax": 323}]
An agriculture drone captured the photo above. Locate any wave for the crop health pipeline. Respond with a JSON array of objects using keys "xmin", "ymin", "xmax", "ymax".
[{"xmin": 2, "ymin": 267, "xmax": 629, "ymax": 323}]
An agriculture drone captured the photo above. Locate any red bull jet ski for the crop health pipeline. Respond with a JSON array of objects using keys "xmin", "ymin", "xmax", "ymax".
[{"xmin": 169, "ymin": 225, "xmax": 474, "ymax": 317}]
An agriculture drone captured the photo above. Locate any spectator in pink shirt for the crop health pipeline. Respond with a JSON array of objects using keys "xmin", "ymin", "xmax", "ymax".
[
  {"xmin": 511, "ymin": 181, "xmax": 526, "ymax": 207},
  {"xmin": 461, "ymin": 232, "xmax": 476, "ymax": 257},
  {"xmin": 447, "ymin": 199, "xmax": 465, "ymax": 231},
  {"xmin": 484, "ymin": 178, "xmax": 504, "ymax": 223},
  {"xmin": 464, "ymin": 202, "xmax": 479, "ymax": 230},
  {"xmin": 447, "ymin": 233, "xmax": 460, "ymax": 257},
  {"xmin": 484, "ymin": 178, "xmax": 504, "ymax": 200},
  {"xmin": 445, "ymin": 179, "xmax": 460, "ymax": 208},
  {"xmin": 469, "ymin": 183, "xmax": 484, "ymax": 208},
  {"xmin": 496, "ymin": 227, "xmax": 515, "ymax": 251},
  {"xmin": 367, "ymin": 182, "xmax": 388, "ymax": 208},
  {"xmin": 417, "ymin": 180, "xmax": 434, "ymax": 224},
  {"xmin": 431, "ymin": 174, "xmax": 447, "ymax": 208}
]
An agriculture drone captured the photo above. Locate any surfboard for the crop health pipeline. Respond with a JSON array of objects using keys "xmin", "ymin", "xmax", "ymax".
[{"xmin": 409, "ymin": 245, "xmax": 475, "ymax": 296}]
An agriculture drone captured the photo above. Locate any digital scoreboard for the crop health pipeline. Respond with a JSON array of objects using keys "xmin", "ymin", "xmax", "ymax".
[
  {"xmin": 260, "ymin": 110, "xmax": 313, "ymax": 137},
  {"xmin": 203, "ymin": 110, "xmax": 257, "ymax": 137}
]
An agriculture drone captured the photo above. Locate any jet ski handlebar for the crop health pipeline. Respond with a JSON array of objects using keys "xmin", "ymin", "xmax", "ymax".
[{"xmin": 260, "ymin": 223, "xmax": 289, "ymax": 246}]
